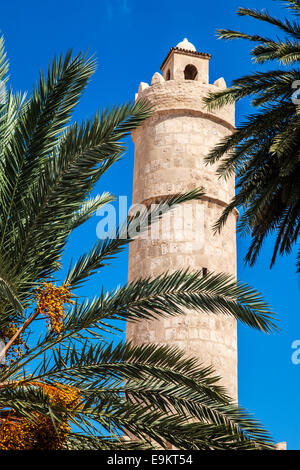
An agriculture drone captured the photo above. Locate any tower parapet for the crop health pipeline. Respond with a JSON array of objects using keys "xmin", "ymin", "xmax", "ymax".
[{"xmin": 127, "ymin": 39, "xmax": 238, "ymax": 400}]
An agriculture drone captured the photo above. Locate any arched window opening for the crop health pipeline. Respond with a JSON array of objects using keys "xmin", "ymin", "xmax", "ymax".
[
  {"xmin": 184, "ymin": 64, "xmax": 198, "ymax": 80},
  {"xmin": 166, "ymin": 69, "xmax": 171, "ymax": 81}
]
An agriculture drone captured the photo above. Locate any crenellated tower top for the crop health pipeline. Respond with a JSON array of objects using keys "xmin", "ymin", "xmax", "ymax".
[{"xmin": 134, "ymin": 38, "xmax": 235, "ymax": 135}]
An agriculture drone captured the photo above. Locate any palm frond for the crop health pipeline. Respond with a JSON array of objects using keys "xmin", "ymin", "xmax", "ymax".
[
  {"xmin": 203, "ymin": 1, "xmax": 300, "ymax": 270},
  {"xmin": 2, "ymin": 342, "xmax": 273, "ymax": 450},
  {"xmin": 0, "ymin": 275, "xmax": 23, "ymax": 314},
  {"xmin": 0, "ymin": 40, "xmax": 277, "ymax": 450},
  {"xmin": 60, "ymin": 270, "xmax": 278, "ymax": 337},
  {"xmin": 238, "ymin": 6, "xmax": 300, "ymax": 39}
]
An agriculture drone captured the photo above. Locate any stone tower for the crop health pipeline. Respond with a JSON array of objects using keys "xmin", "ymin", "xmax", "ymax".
[{"xmin": 126, "ymin": 39, "xmax": 238, "ymax": 400}]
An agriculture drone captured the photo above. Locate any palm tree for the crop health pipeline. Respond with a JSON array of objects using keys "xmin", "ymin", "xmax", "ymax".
[
  {"xmin": 0, "ymin": 36, "xmax": 276, "ymax": 450},
  {"xmin": 203, "ymin": 0, "xmax": 300, "ymax": 274}
]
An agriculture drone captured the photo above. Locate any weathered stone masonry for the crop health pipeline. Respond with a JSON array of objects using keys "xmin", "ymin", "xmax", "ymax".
[{"xmin": 126, "ymin": 39, "xmax": 238, "ymax": 401}]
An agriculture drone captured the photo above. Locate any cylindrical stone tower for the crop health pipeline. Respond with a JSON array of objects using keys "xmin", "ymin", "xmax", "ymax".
[{"xmin": 126, "ymin": 39, "xmax": 238, "ymax": 400}]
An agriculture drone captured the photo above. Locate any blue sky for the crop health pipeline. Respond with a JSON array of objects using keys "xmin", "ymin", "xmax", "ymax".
[{"xmin": 1, "ymin": 0, "xmax": 300, "ymax": 449}]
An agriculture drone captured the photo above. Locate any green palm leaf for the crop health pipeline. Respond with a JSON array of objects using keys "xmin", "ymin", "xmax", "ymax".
[{"xmin": 204, "ymin": 1, "xmax": 300, "ymax": 272}]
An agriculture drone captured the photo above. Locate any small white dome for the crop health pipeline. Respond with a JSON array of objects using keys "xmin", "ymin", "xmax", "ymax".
[{"xmin": 176, "ymin": 38, "xmax": 196, "ymax": 52}]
